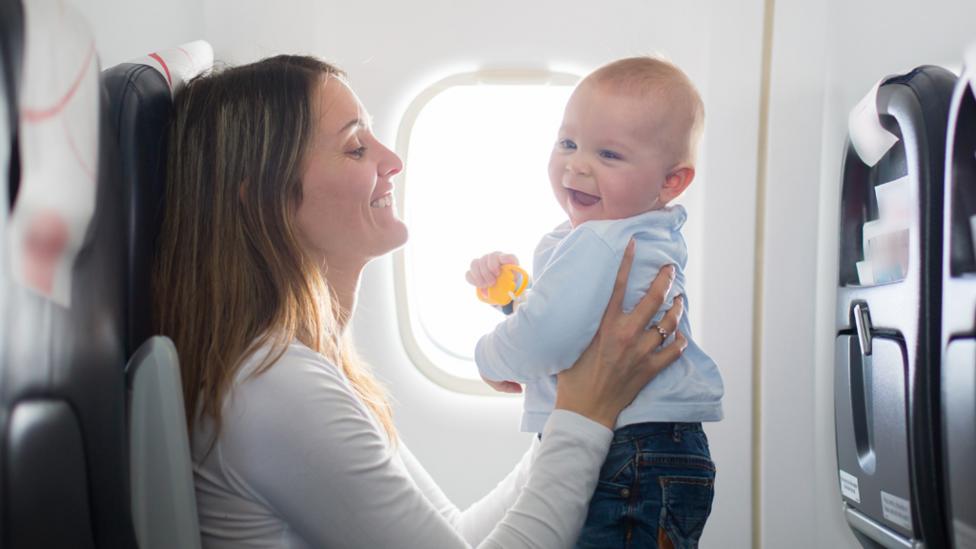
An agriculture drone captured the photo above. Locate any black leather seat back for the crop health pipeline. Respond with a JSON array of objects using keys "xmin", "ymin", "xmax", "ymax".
[
  {"xmin": 0, "ymin": 0, "xmax": 136, "ymax": 546},
  {"xmin": 0, "ymin": 1, "xmax": 22, "ymax": 541},
  {"xmin": 103, "ymin": 41, "xmax": 213, "ymax": 355},
  {"xmin": 0, "ymin": 0, "xmax": 22, "ymax": 212},
  {"xmin": 105, "ymin": 63, "xmax": 172, "ymax": 356}
]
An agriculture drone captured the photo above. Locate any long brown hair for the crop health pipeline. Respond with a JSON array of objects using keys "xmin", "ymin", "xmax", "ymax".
[{"xmin": 154, "ymin": 55, "xmax": 396, "ymax": 443}]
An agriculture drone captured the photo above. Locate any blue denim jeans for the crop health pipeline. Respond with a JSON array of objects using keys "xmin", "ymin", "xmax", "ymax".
[{"xmin": 575, "ymin": 422, "xmax": 716, "ymax": 549}]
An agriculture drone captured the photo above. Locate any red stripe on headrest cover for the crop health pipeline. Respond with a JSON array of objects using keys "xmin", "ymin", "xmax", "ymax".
[{"xmin": 149, "ymin": 52, "xmax": 172, "ymax": 87}]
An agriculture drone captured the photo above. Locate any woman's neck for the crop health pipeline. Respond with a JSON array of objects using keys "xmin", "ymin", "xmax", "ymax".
[{"xmin": 322, "ymin": 259, "xmax": 365, "ymax": 327}]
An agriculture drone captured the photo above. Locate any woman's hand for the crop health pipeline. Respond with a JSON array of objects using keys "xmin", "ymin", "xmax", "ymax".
[{"xmin": 554, "ymin": 240, "xmax": 687, "ymax": 429}]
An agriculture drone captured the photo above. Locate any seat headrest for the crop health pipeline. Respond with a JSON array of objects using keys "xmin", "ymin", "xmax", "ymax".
[
  {"xmin": 133, "ymin": 41, "xmax": 213, "ymax": 95},
  {"xmin": 8, "ymin": 0, "xmax": 98, "ymax": 307},
  {"xmin": 101, "ymin": 39, "xmax": 213, "ymax": 355}
]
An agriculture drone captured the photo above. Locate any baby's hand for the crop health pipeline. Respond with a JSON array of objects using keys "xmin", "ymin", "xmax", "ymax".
[
  {"xmin": 481, "ymin": 373, "xmax": 523, "ymax": 394},
  {"xmin": 465, "ymin": 252, "xmax": 520, "ymax": 290}
]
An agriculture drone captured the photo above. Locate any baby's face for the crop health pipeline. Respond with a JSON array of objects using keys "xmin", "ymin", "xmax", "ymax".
[{"xmin": 548, "ymin": 82, "xmax": 674, "ymax": 227}]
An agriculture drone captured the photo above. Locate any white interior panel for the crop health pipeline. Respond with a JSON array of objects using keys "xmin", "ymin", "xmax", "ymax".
[{"xmin": 75, "ymin": 0, "xmax": 203, "ymax": 67}]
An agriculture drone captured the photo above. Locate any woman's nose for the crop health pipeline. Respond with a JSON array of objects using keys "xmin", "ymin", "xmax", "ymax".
[{"xmin": 379, "ymin": 145, "xmax": 403, "ymax": 178}]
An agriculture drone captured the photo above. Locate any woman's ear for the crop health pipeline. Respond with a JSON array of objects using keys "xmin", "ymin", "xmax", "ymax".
[{"xmin": 660, "ymin": 166, "xmax": 696, "ymax": 203}]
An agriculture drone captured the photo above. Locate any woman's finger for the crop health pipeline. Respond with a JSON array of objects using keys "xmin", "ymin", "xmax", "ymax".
[
  {"xmin": 650, "ymin": 294, "xmax": 684, "ymax": 344},
  {"xmin": 635, "ymin": 294, "xmax": 684, "ymax": 355},
  {"xmin": 631, "ymin": 264, "xmax": 675, "ymax": 326},
  {"xmin": 637, "ymin": 331, "xmax": 688, "ymax": 388},
  {"xmin": 605, "ymin": 239, "xmax": 636, "ymax": 319}
]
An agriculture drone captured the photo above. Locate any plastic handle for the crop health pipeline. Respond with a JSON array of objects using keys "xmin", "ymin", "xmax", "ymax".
[
  {"xmin": 853, "ymin": 302, "xmax": 873, "ymax": 356},
  {"xmin": 509, "ymin": 265, "xmax": 529, "ymax": 296}
]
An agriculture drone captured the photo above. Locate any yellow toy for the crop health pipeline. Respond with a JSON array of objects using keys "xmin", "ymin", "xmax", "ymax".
[{"xmin": 476, "ymin": 264, "xmax": 530, "ymax": 307}]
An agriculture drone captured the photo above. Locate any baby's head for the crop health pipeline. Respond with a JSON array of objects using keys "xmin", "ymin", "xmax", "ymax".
[{"xmin": 549, "ymin": 56, "xmax": 704, "ymax": 227}]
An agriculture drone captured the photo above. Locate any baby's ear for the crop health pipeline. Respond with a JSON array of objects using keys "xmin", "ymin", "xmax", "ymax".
[{"xmin": 660, "ymin": 166, "xmax": 695, "ymax": 203}]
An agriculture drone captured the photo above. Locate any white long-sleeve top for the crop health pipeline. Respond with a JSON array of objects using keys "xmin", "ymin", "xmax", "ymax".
[
  {"xmin": 475, "ymin": 206, "xmax": 724, "ymax": 433},
  {"xmin": 192, "ymin": 341, "xmax": 613, "ymax": 548}
]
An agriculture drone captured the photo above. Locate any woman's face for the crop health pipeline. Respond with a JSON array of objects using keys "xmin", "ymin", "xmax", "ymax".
[{"xmin": 295, "ymin": 77, "xmax": 406, "ymax": 270}]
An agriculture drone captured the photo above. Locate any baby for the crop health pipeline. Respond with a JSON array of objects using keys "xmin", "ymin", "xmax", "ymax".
[{"xmin": 466, "ymin": 57, "xmax": 724, "ymax": 547}]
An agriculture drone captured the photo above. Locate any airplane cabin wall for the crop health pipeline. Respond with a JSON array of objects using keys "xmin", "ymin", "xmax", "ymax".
[
  {"xmin": 760, "ymin": 0, "xmax": 832, "ymax": 546},
  {"xmin": 79, "ymin": 0, "xmax": 202, "ymax": 69}
]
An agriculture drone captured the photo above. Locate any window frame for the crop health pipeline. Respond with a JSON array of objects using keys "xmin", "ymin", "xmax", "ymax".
[{"xmin": 393, "ymin": 70, "xmax": 579, "ymax": 394}]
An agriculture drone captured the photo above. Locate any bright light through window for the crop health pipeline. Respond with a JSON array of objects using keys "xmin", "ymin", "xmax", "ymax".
[{"xmin": 396, "ymin": 75, "xmax": 576, "ymax": 390}]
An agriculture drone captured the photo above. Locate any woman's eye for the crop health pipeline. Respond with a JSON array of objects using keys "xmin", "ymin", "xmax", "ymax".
[
  {"xmin": 347, "ymin": 146, "xmax": 367, "ymax": 159},
  {"xmin": 599, "ymin": 150, "xmax": 622, "ymax": 160},
  {"xmin": 558, "ymin": 139, "xmax": 577, "ymax": 150}
]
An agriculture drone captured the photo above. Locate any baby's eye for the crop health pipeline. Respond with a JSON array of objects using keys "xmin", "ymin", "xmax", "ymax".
[
  {"xmin": 599, "ymin": 149, "xmax": 622, "ymax": 160},
  {"xmin": 558, "ymin": 139, "xmax": 577, "ymax": 151},
  {"xmin": 347, "ymin": 146, "xmax": 367, "ymax": 159}
]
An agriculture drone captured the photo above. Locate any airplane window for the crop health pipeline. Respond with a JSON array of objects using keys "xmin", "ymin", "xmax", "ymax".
[{"xmin": 395, "ymin": 73, "xmax": 576, "ymax": 394}]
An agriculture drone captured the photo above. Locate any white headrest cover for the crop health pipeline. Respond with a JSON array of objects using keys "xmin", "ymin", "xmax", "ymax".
[
  {"xmin": 134, "ymin": 41, "xmax": 214, "ymax": 95},
  {"xmin": 9, "ymin": 0, "xmax": 99, "ymax": 307},
  {"xmin": 848, "ymin": 78, "xmax": 900, "ymax": 167}
]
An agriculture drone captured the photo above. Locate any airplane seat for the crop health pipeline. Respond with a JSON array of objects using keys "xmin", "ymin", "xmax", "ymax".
[
  {"xmin": 125, "ymin": 336, "xmax": 201, "ymax": 549},
  {"xmin": 102, "ymin": 41, "xmax": 213, "ymax": 549},
  {"xmin": 941, "ymin": 46, "xmax": 976, "ymax": 549},
  {"xmin": 102, "ymin": 40, "xmax": 212, "ymax": 357},
  {"xmin": 0, "ymin": 3, "xmax": 22, "ymax": 543},
  {"xmin": 836, "ymin": 65, "xmax": 957, "ymax": 549},
  {"xmin": 0, "ymin": 0, "xmax": 138, "ymax": 547}
]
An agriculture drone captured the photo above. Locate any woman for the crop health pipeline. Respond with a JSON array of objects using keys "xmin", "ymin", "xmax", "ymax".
[{"xmin": 154, "ymin": 55, "xmax": 687, "ymax": 548}]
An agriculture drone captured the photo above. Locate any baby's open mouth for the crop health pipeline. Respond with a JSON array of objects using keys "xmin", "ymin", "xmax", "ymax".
[{"xmin": 569, "ymin": 189, "xmax": 601, "ymax": 207}]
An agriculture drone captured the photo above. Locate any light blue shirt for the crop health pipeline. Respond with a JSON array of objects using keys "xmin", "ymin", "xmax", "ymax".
[{"xmin": 475, "ymin": 206, "xmax": 724, "ymax": 432}]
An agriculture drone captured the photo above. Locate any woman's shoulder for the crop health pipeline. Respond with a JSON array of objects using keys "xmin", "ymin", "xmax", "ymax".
[
  {"xmin": 195, "ymin": 340, "xmax": 391, "ymax": 510},
  {"xmin": 236, "ymin": 339, "xmax": 341, "ymax": 384},
  {"xmin": 225, "ymin": 340, "xmax": 357, "ymax": 416},
  {"xmin": 217, "ymin": 340, "xmax": 376, "ymax": 446}
]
